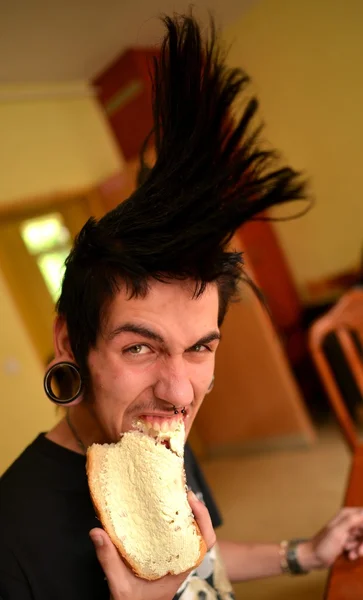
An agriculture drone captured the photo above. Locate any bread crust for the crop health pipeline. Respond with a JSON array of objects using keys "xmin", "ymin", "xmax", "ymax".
[{"xmin": 86, "ymin": 444, "xmax": 207, "ymax": 581}]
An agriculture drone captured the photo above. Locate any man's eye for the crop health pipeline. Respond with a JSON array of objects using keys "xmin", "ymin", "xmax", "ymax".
[
  {"xmin": 191, "ymin": 344, "xmax": 209, "ymax": 353},
  {"xmin": 124, "ymin": 344, "xmax": 151, "ymax": 355}
]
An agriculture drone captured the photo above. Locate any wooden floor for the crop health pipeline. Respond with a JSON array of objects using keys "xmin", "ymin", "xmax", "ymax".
[{"xmin": 201, "ymin": 423, "xmax": 351, "ymax": 600}]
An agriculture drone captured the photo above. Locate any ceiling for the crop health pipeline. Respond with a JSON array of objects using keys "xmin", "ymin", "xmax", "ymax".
[
  {"xmin": 0, "ymin": 0, "xmax": 255, "ymax": 83},
  {"xmin": 0, "ymin": 0, "xmax": 253, "ymax": 84}
]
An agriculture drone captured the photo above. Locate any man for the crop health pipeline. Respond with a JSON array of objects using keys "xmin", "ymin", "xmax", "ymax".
[{"xmin": 1, "ymin": 14, "xmax": 363, "ymax": 600}]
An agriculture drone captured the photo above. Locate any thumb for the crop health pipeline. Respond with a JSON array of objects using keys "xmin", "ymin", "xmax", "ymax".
[
  {"xmin": 188, "ymin": 491, "xmax": 216, "ymax": 551},
  {"xmin": 90, "ymin": 528, "xmax": 128, "ymax": 591}
]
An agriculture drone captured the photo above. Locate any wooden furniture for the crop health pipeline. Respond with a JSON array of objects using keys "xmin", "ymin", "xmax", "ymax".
[
  {"xmin": 193, "ymin": 231, "xmax": 316, "ymax": 456},
  {"xmin": 239, "ymin": 220, "xmax": 306, "ymax": 366},
  {"xmin": 194, "ymin": 282, "xmax": 316, "ymax": 455},
  {"xmin": 310, "ymin": 289, "xmax": 363, "ymax": 598},
  {"xmin": 309, "ymin": 288, "xmax": 363, "ymax": 452},
  {"xmin": 306, "ymin": 267, "xmax": 361, "ymax": 306},
  {"xmin": 325, "ymin": 447, "xmax": 363, "ymax": 599},
  {"xmin": 93, "ymin": 48, "xmax": 159, "ymax": 160}
]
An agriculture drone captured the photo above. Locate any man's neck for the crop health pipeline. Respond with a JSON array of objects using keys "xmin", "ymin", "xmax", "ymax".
[{"xmin": 46, "ymin": 404, "xmax": 106, "ymax": 454}]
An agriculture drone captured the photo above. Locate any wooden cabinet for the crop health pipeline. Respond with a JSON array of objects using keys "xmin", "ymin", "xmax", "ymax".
[
  {"xmin": 93, "ymin": 48, "xmax": 159, "ymax": 161},
  {"xmin": 193, "ymin": 232, "xmax": 315, "ymax": 457},
  {"xmin": 194, "ymin": 269, "xmax": 315, "ymax": 456},
  {"xmin": 239, "ymin": 219, "xmax": 305, "ymax": 365}
]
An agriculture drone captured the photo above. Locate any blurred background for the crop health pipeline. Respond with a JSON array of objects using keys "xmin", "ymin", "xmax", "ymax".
[{"xmin": 1, "ymin": 1, "xmax": 363, "ymax": 597}]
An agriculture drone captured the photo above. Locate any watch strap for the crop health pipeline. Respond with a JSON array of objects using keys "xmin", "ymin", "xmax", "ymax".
[{"xmin": 280, "ymin": 538, "xmax": 309, "ymax": 575}]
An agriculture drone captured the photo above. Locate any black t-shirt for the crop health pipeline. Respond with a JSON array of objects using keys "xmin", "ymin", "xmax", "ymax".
[{"xmin": 0, "ymin": 434, "xmax": 224, "ymax": 600}]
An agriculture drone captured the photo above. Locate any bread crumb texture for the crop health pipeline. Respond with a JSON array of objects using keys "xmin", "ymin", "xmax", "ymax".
[{"xmin": 93, "ymin": 431, "xmax": 200, "ymax": 578}]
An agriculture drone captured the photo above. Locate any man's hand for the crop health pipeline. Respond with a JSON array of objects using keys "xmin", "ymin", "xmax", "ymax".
[
  {"xmin": 89, "ymin": 491, "xmax": 216, "ymax": 600},
  {"xmin": 297, "ymin": 507, "xmax": 363, "ymax": 571}
]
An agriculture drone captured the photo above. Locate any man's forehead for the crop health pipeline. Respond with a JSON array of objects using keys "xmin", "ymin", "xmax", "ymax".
[{"xmin": 102, "ymin": 279, "xmax": 219, "ymax": 334}]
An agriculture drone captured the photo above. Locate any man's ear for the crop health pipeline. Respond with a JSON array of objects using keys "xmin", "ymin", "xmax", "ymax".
[
  {"xmin": 45, "ymin": 317, "xmax": 84, "ymax": 407},
  {"xmin": 53, "ymin": 316, "xmax": 75, "ymax": 362}
]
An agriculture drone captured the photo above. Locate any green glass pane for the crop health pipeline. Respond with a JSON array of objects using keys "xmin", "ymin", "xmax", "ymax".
[
  {"xmin": 20, "ymin": 213, "xmax": 70, "ymax": 255},
  {"xmin": 36, "ymin": 248, "xmax": 70, "ymax": 302}
]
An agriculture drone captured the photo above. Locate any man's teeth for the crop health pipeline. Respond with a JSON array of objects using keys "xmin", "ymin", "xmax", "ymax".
[{"xmin": 137, "ymin": 418, "xmax": 179, "ymax": 436}]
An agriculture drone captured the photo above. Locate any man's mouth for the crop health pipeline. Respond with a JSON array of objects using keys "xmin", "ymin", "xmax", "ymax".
[{"xmin": 131, "ymin": 415, "xmax": 186, "ymax": 456}]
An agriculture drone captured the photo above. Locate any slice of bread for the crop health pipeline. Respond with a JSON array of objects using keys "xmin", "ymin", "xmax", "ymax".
[{"xmin": 86, "ymin": 420, "xmax": 207, "ymax": 580}]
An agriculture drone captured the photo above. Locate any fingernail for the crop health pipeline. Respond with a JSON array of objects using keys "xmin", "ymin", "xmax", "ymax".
[
  {"xmin": 188, "ymin": 490, "xmax": 199, "ymax": 502},
  {"xmin": 90, "ymin": 533, "xmax": 103, "ymax": 548}
]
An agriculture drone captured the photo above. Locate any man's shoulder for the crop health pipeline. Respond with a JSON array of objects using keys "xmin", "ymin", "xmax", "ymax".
[
  {"xmin": 0, "ymin": 434, "xmax": 57, "ymax": 531},
  {"xmin": 1, "ymin": 435, "xmax": 43, "ymax": 490},
  {"xmin": 0, "ymin": 449, "xmax": 37, "ymax": 546}
]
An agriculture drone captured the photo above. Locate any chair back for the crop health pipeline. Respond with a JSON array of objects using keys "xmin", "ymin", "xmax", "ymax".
[{"xmin": 309, "ymin": 288, "xmax": 363, "ymax": 452}]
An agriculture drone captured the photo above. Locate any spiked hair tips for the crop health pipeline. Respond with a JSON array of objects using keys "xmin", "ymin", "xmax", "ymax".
[{"xmin": 58, "ymin": 14, "xmax": 307, "ymax": 367}]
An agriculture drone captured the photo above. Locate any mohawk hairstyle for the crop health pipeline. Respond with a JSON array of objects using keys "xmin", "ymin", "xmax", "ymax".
[{"xmin": 58, "ymin": 14, "xmax": 307, "ymax": 370}]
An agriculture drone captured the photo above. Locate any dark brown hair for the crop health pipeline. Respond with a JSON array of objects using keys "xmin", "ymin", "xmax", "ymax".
[{"xmin": 57, "ymin": 14, "xmax": 306, "ymax": 372}]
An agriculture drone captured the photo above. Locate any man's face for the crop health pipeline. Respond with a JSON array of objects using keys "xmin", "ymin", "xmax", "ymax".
[{"xmin": 86, "ymin": 279, "xmax": 220, "ymax": 442}]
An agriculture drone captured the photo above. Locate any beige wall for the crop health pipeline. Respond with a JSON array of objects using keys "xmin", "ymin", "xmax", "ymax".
[
  {"xmin": 0, "ymin": 83, "xmax": 122, "ymax": 204},
  {"xmin": 0, "ymin": 83, "xmax": 123, "ymax": 473},
  {"xmin": 226, "ymin": 0, "xmax": 363, "ymax": 295},
  {"xmin": 0, "ymin": 267, "xmax": 58, "ymax": 474}
]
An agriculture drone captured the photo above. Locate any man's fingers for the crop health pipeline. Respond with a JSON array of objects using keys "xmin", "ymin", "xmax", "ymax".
[
  {"xmin": 330, "ymin": 508, "xmax": 363, "ymax": 529},
  {"xmin": 344, "ymin": 540, "xmax": 358, "ymax": 550},
  {"xmin": 90, "ymin": 495, "xmax": 216, "ymax": 594},
  {"xmin": 188, "ymin": 491, "xmax": 216, "ymax": 551},
  {"xmin": 89, "ymin": 528, "xmax": 128, "ymax": 593},
  {"xmin": 329, "ymin": 511, "xmax": 363, "ymax": 546}
]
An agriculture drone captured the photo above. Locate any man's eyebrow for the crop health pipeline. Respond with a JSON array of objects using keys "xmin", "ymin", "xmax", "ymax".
[
  {"xmin": 108, "ymin": 323, "xmax": 221, "ymax": 348},
  {"xmin": 108, "ymin": 323, "xmax": 165, "ymax": 344},
  {"xmin": 190, "ymin": 331, "xmax": 221, "ymax": 347}
]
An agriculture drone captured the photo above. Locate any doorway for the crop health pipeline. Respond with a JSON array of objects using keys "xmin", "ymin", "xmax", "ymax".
[{"xmin": 0, "ymin": 189, "xmax": 106, "ymax": 365}]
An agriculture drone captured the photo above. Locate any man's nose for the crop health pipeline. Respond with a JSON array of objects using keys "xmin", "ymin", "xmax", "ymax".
[{"xmin": 153, "ymin": 358, "xmax": 194, "ymax": 407}]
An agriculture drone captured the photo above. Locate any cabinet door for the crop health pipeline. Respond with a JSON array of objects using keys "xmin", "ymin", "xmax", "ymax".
[
  {"xmin": 194, "ymin": 233, "xmax": 315, "ymax": 456},
  {"xmin": 239, "ymin": 220, "xmax": 302, "ymax": 331}
]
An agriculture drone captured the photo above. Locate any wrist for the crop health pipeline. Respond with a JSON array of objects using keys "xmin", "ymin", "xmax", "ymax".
[{"xmin": 296, "ymin": 540, "xmax": 323, "ymax": 572}]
